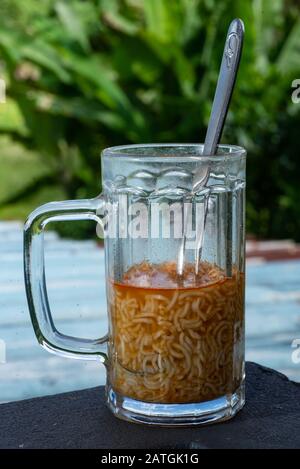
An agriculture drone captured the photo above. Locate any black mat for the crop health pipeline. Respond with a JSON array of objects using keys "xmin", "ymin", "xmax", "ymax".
[{"xmin": 1, "ymin": 362, "xmax": 300, "ymax": 449}]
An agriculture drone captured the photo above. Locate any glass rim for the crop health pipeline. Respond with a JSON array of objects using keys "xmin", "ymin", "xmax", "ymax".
[{"xmin": 102, "ymin": 143, "xmax": 246, "ymax": 162}]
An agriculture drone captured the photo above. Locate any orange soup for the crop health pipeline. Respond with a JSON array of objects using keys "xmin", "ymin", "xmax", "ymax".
[{"xmin": 108, "ymin": 261, "xmax": 244, "ymax": 404}]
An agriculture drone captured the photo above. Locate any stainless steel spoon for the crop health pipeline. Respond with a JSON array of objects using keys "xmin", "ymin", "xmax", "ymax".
[
  {"xmin": 193, "ymin": 18, "xmax": 244, "ymax": 190},
  {"xmin": 177, "ymin": 19, "xmax": 244, "ymax": 277}
]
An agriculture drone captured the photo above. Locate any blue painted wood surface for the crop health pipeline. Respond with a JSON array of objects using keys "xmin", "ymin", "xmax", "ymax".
[{"xmin": 0, "ymin": 221, "xmax": 299, "ymax": 403}]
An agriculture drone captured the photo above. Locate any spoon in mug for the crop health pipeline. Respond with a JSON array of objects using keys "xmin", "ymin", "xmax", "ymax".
[
  {"xmin": 177, "ymin": 19, "xmax": 244, "ymax": 277},
  {"xmin": 193, "ymin": 18, "xmax": 244, "ymax": 189}
]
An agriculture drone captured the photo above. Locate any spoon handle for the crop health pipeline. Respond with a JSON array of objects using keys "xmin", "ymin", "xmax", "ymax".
[
  {"xmin": 178, "ymin": 19, "xmax": 244, "ymax": 276},
  {"xmin": 203, "ymin": 18, "xmax": 244, "ymax": 156}
]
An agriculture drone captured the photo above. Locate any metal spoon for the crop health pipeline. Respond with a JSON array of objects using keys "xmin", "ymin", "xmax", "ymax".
[
  {"xmin": 193, "ymin": 18, "xmax": 244, "ymax": 190},
  {"xmin": 177, "ymin": 19, "xmax": 244, "ymax": 277}
]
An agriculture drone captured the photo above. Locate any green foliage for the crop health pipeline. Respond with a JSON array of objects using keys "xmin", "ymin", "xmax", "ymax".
[{"xmin": 0, "ymin": 0, "xmax": 300, "ymax": 239}]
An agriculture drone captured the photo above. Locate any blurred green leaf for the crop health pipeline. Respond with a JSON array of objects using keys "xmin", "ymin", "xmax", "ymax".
[
  {"xmin": 22, "ymin": 41, "xmax": 71, "ymax": 83},
  {"xmin": 0, "ymin": 98, "xmax": 28, "ymax": 135},
  {"xmin": 62, "ymin": 53, "xmax": 131, "ymax": 109},
  {"xmin": 55, "ymin": 1, "xmax": 91, "ymax": 52},
  {"xmin": 253, "ymin": 0, "xmax": 284, "ymax": 67},
  {"xmin": 276, "ymin": 18, "xmax": 300, "ymax": 75},
  {"xmin": 143, "ymin": 0, "xmax": 185, "ymax": 44},
  {"xmin": 30, "ymin": 91, "xmax": 134, "ymax": 136},
  {"xmin": 0, "ymin": 29, "xmax": 22, "ymax": 63},
  {"xmin": 99, "ymin": 0, "xmax": 139, "ymax": 35}
]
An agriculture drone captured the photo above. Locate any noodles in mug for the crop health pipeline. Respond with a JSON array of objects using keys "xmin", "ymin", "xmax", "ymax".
[{"xmin": 108, "ymin": 261, "xmax": 244, "ymax": 404}]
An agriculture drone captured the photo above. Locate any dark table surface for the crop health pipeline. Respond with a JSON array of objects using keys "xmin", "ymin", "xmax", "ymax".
[{"xmin": 1, "ymin": 362, "xmax": 300, "ymax": 449}]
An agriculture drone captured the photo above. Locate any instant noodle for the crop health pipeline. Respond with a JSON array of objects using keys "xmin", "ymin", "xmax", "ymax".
[{"xmin": 108, "ymin": 261, "xmax": 244, "ymax": 404}]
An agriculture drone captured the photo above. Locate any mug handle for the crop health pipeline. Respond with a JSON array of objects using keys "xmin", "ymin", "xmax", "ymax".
[{"xmin": 24, "ymin": 196, "xmax": 108, "ymax": 364}]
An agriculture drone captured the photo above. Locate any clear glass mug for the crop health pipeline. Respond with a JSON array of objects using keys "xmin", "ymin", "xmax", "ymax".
[{"xmin": 24, "ymin": 144, "xmax": 246, "ymax": 426}]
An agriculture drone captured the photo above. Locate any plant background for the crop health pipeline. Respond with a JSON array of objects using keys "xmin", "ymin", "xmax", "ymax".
[{"xmin": 0, "ymin": 0, "xmax": 300, "ymax": 240}]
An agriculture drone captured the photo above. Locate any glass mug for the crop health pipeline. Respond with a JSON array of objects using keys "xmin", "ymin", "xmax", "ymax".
[{"xmin": 24, "ymin": 144, "xmax": 246, "ymax": 426}]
